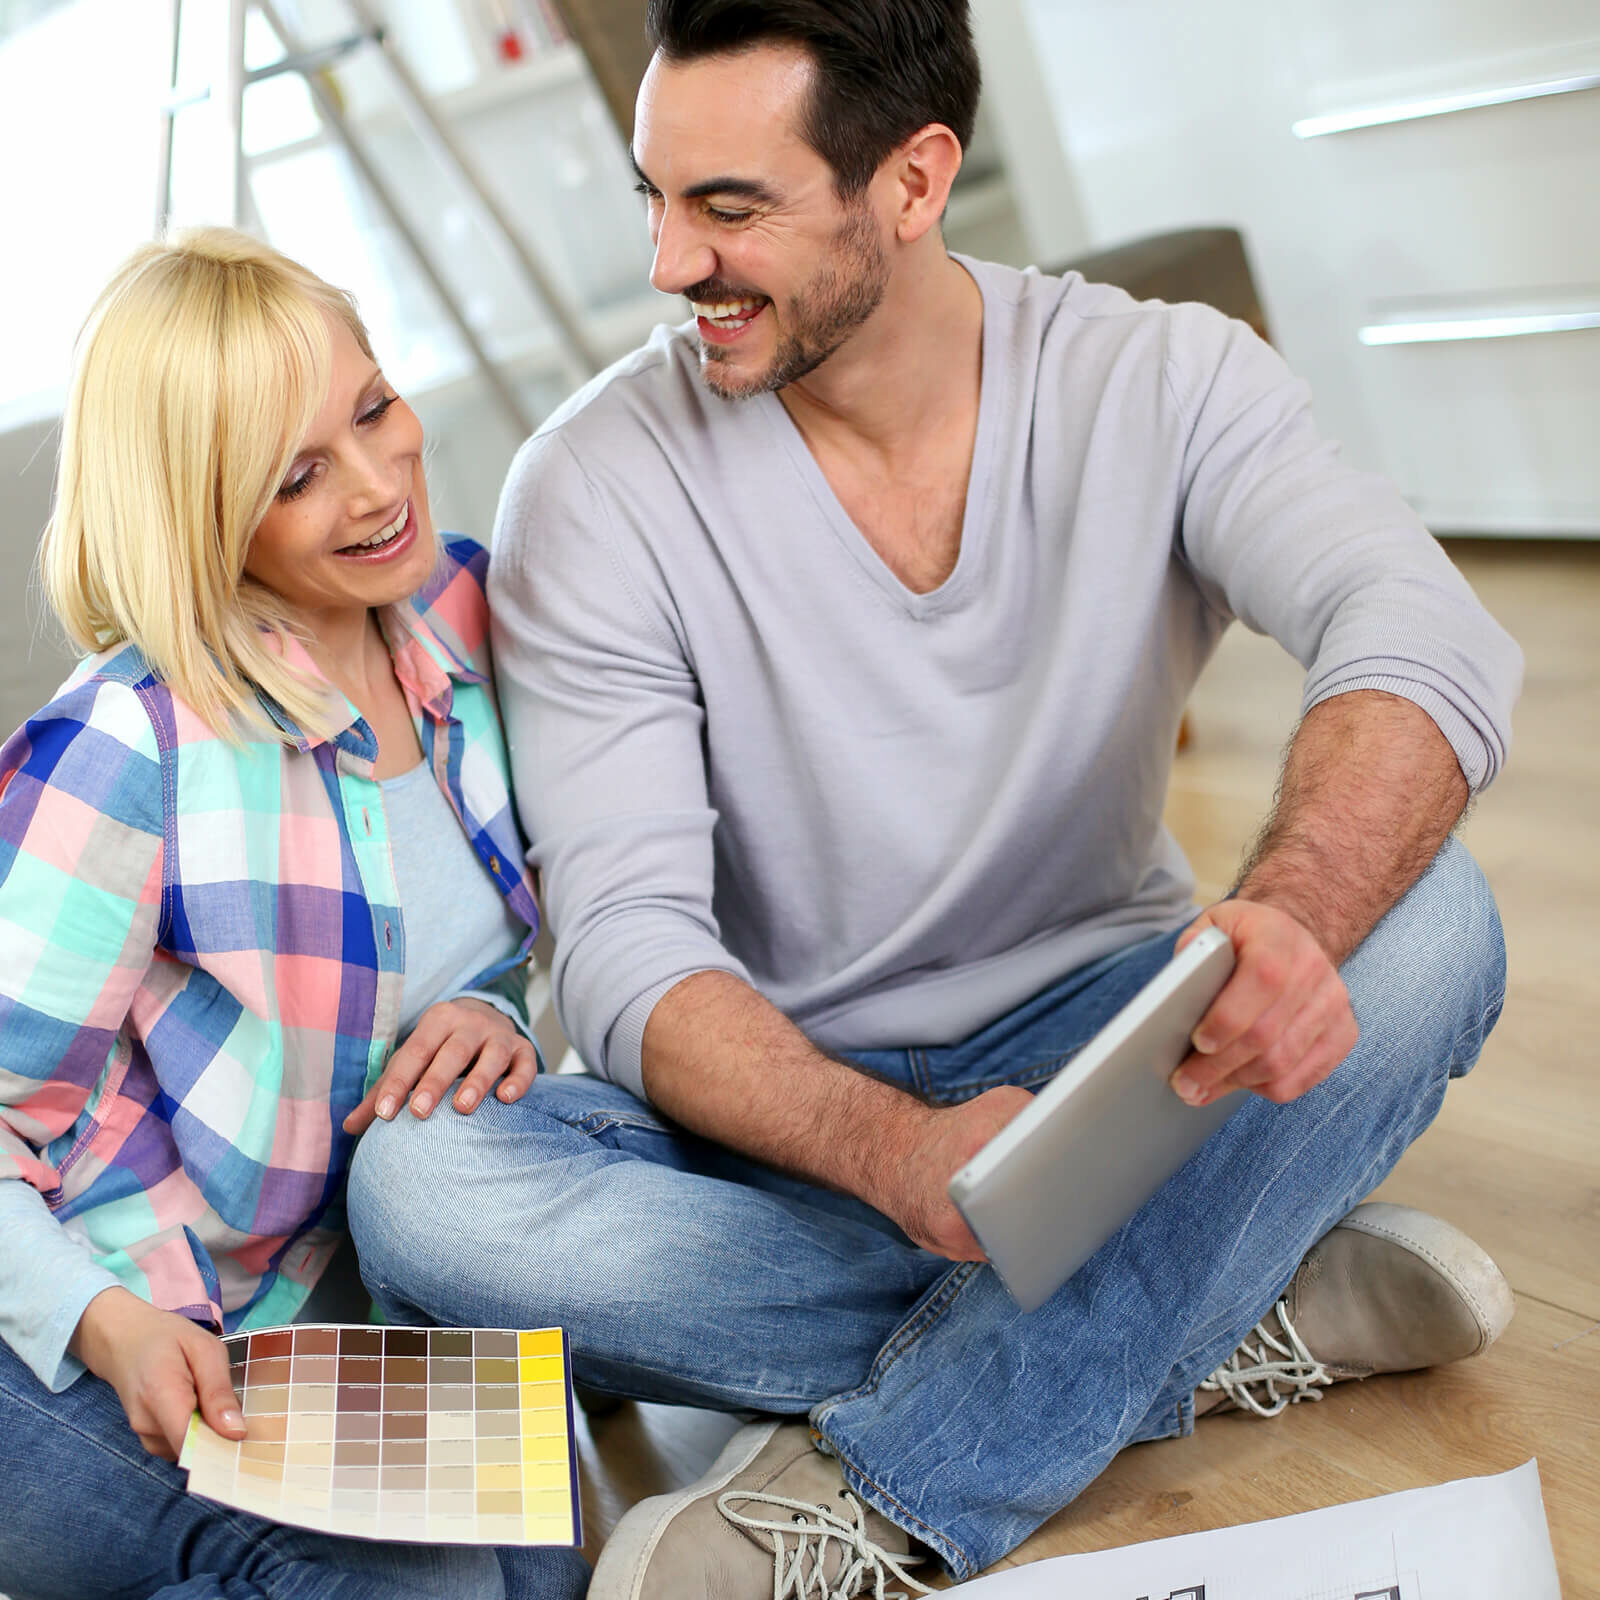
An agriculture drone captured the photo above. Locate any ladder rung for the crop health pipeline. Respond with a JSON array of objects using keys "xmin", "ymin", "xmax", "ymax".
[
  {"xmin": 245, "ymin": 26, "xmax": 377, "ymax": 85},
  {"xmin": 163, "ymin": 25, "xmax": 378, "ymax": 109}
]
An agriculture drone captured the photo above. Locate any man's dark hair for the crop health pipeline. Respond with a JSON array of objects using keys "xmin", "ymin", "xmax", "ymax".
[{"xmin": 645, "ymin": 0, "xmax": 981, "ymax": 195}]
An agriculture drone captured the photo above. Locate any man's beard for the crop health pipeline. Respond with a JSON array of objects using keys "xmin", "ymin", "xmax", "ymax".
[{"xmin": 695, "ymin": 202, "xmax": 889, "ymax": 401}]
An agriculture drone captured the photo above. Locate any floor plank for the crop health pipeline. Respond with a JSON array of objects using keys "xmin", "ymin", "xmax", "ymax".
[
  {"xmin": 994, "ymin": 1297, "xmax": 1598, "ymax": 1586},
  {"xmin": 577, "ymin": 1403, "xmax": 740, "ymax": 1564}
]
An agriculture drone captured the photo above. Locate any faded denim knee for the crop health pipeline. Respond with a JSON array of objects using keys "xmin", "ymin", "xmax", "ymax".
[{"xmin": 1343, "ymin": 835, "xmax": 1507, "ymax": 1084}]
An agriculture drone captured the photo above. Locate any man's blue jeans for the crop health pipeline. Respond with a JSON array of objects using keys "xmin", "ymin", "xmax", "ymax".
[
  {"xmin": 0, "ymin": 1339, "xmax": 592, "ymax": 1599},
  {"xmin": 349, "ymin": 840, "xmax": 1505, "ymax": 1581}
]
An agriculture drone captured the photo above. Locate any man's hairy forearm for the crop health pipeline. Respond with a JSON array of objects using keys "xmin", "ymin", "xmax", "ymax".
[
  {"xmin": 1233, "ymin": 689, "xmax": 1468, "ymax": 963},
  {"xmin": 639, "ymin": 971, "xmax": 933, "ymax": 1210}
]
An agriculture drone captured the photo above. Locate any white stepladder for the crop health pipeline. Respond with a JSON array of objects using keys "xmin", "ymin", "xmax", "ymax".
[{"xmin": 153, "ymin": 0, "xmax": 604, "ymax": 444}]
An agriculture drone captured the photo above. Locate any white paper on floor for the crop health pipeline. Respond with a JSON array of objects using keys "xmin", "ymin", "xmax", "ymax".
[{"xmin": 959, "ymin": 1458, "xmax": 1559, "ymax": 1599}]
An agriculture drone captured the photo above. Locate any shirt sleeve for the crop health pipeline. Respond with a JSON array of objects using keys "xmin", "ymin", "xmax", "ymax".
[
  {"xmin": 1166, "ymin": 304, "xmax": 1522, "ymax": 791},
  {"xmin": 488, "ymin": 431, "xmax": 747, "ymax": 1092},
  {"xmin": 0, "ymin": 677, "xmax": 166, "ymax": 1193},
  {"xmin": 0, "ymin": 1178, "xmax": 120, "ymax": 1390}
]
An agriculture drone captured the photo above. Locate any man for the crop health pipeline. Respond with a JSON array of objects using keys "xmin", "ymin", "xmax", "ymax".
[{"xmin": 348, "ymin": 1, "xmax": 1523, "ymax": 1593}]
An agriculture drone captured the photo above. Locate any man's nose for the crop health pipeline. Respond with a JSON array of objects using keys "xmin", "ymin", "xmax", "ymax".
[{"xmin": 649, "ymin": 206, "xmax": 716, "ymax": 298}]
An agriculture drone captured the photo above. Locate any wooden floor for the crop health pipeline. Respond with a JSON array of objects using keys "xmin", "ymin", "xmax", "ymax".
[{"xmin": 571, "ymin": 540, "xmax": 1600, "ymax": 1595}]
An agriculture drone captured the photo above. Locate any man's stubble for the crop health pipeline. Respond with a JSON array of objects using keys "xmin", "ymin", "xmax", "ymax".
[{"xmin": 699, "ymin": 201, "xmax": 890, "ymax": 401}]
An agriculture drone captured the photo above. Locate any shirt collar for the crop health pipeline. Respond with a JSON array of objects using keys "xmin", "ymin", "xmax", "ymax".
[
  {"xmin": 253, "ymin": 597, "xmax": 488, "ymax": 754},
  {"xmin": 379, "ymin": 591, "xmax": 490, "ymax": 719}
]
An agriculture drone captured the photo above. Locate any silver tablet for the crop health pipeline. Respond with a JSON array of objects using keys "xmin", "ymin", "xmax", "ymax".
[{"xmin": 947, "ymin": 926, "xmax": 1239, "ymax": 1312}]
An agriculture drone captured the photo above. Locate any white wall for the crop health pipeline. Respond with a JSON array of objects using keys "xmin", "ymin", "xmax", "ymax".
[
  {"xmin": 0, "ymin": 416, "xmax": 76, "ymax": 734},
  {"xmin": 1013, "ymin": 0, "xmax": 1600, "ymax": 534}
]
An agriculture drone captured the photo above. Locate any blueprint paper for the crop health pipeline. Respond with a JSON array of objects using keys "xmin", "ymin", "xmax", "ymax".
[{"xmin": 962, "ymin": 1459, "xmax": 1559, "ymax": 1599}]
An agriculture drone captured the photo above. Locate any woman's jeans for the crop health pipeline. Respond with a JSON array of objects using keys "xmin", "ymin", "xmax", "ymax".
[
  {"xmin": 349, "ymin": 839, "xmax": 1506, "ymax": 1581},
  {"xmin": 0, "ymin": 1337, "xmax": 590, "ymax": 1600}
]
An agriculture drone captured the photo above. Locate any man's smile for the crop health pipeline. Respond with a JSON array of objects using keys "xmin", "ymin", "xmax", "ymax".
[{"xmin": 690, "ymin": 295, "xmax": 772, "ymax": 341}]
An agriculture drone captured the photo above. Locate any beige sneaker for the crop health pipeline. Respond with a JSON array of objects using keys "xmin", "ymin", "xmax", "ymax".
[
  {"xmin": 590, "ymin": 1419, "xmax": 931, "ymax": 1599},
  {"xmin": 1198, "ymin": 1201, "xmax": 1516, "ymax": 1417}
]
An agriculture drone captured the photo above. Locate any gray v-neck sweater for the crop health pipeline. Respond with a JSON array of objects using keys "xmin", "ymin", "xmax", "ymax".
[{"xmin": 489, "ymin": 257, "xmax": 1521, "ymax": 1096}]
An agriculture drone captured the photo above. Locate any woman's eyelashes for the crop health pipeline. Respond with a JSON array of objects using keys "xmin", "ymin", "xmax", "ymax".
[
  {"xmin": 277, "ymin": 467, "xmax": 313, "ymax": 503},
  {"xmin": 274, "ymin": 393, "xmax": 398, "ymax": 501}
]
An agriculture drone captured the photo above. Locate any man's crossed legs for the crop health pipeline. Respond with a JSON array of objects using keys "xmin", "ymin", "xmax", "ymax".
[{"xmin": 349, "ymin": 840, "xmax": 1509, "ymax": 1586}]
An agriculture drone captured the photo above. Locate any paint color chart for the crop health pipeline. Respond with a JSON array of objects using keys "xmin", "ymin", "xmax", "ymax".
[{"xmin": 180, "ymin": 1324, "xmax": 580, "ymax": 1545}]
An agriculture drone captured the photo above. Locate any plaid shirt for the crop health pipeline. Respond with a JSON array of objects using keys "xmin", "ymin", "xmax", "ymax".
[{"xmin": 0, "ymin": 536, "xmax": 539, "ymax": 1333}]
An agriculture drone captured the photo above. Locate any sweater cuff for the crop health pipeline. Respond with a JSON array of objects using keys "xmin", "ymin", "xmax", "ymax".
[
  {"xmin": 1301, "ymin": 674, "xmax": 1498, "ymax": 792},
  {"xmin": 602, "ymin": 973, "xmax": 706, "ymax": 1099}
]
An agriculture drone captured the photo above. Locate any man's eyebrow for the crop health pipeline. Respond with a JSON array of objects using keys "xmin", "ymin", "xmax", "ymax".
[
  {"xmin": 628, "ymin": 151, "xmax": 779, "ymax": 205},
  {"xmin": 683, "ymin": 176, "xmax": 781, "ymax": 204}
]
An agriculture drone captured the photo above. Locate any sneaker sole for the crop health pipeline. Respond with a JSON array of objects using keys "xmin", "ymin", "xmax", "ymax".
[
  {"xmin": 589, "ymin": 1419, "xmax": 787, "ymax": 1600},
  {"xmin": 1336, "ymin": 1201, "xmax": 1516, "ymax": 1354}
]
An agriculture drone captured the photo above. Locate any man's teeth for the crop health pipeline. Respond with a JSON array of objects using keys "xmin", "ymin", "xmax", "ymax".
[
  {"xmin": 692, "ymin": 298, "xmax": 765, "ymax": 326},
  {"xmin": 347, "ymin": 505, "xmax": 408, "ymax": 551}
]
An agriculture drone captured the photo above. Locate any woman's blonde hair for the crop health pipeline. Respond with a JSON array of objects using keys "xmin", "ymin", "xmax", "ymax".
[{"xmin": 41, "ymin": 227, "xmax": 378, "ymax": 741}]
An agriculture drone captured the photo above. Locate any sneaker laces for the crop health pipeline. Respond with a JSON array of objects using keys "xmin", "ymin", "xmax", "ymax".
[
  {"xmin": 1198, "ymin": 1300, "xmax": 1335, "ymax": 1417},
  {"xmin": 717, "ymin": 1487, "xmax": 933, "ymax": 1600}
]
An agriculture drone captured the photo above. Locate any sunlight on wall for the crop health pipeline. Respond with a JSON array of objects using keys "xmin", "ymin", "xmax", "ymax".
[{"xmin": 0, "ymin": 0, "xmax": 168, "ymax": 426}]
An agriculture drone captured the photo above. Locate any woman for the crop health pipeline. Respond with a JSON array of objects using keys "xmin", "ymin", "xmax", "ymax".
[{"xmin": 0, "ymin": 230, "xmax": 587, "ymax": 1600}]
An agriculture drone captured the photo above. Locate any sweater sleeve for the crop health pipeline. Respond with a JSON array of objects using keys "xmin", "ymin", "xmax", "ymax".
[
  {"xmin": 488, "ymin": 431, "xmax": 748, "ymax": 1094},
  {"xmin": 1167, "ymin": 305, "xmax": 1522, "ymax": 791}
]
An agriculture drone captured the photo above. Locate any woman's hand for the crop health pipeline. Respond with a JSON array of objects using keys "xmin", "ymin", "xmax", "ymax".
[
  {"xmin": 343, "ymin": 996, "xmax": 539, "ymax": 1135},
  {"xmin": 70, "ymin": 1286, "xmax": 245, "ymax": 1460}
]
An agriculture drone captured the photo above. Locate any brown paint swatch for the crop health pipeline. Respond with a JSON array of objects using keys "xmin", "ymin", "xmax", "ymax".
[{"xmin": 181, "ymin": 1323, "xmax": 579, "ymax": 1547}]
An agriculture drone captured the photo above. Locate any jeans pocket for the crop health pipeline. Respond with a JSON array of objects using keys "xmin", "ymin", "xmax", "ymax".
[
  {"xmin": 918, "ymin": 1044, "xmax": 1093, "ymax": 1104},
  {"xmin": 571, "ymin": 1107, "xmax": 670, "ymax": 1138}
]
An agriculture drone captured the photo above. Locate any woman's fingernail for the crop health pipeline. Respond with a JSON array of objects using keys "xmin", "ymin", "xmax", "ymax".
[
  {"xmin": 1172, "ymin": 1072, "xmax": 1203, "ymax": 1106},
  {"xmin": 220, "ymin": 1408, "xmax": 244, "ymax": 1432},
  {"xmin": 376, "ymin": 1095, "xmax": 396, "ymax": 1121},
  {"xmin": 410, "ymin": 1092, "xmax": 433, "ymax": 1117},
  {"xmin": 455, "ymin": 1088, "xmax": 479, "ymax": 1111},
  {"xmin": 1192, "ymin": 1031, "xmax": 1217, "ymax": 1054}
]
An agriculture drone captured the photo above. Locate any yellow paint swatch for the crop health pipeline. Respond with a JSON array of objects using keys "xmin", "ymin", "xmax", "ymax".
[{"xmin": 179, "ymin": 1323, "xmax": 580, "ymax": 1547}]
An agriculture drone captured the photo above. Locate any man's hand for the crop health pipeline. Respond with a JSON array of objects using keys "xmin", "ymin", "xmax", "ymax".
[
  {"xmin": 70, "ymin": 1286, "xmax": 245, "ymax": 1461},
  {"xmin": 1168, "ymin": 900, "xmax": 1358, "ymax": 1108},
  {"xmin": 881, "ymin": 1087, "xmax": 1034, "ymax": 1260},
  {"xmin": 344, "ymin": 997, "xmax": 539, "ymax": 1135},
  {"xmin": 1162, "ymin": 689, "xmax": 1471, "ymax": 1111}
]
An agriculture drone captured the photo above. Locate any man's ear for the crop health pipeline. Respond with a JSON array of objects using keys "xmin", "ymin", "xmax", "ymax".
[{"xmin": 889, "ymin": 124, "xmax": 965, "ymax": 244}]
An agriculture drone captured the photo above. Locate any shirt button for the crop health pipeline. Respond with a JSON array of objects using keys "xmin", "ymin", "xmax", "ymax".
[
  {"xmin": 489, "ymin": 855, "xmax": 501, "ymax": 876},
  {"xmin": 384, "ymin": 922, "xmax": 393, "ymax": 950}
]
